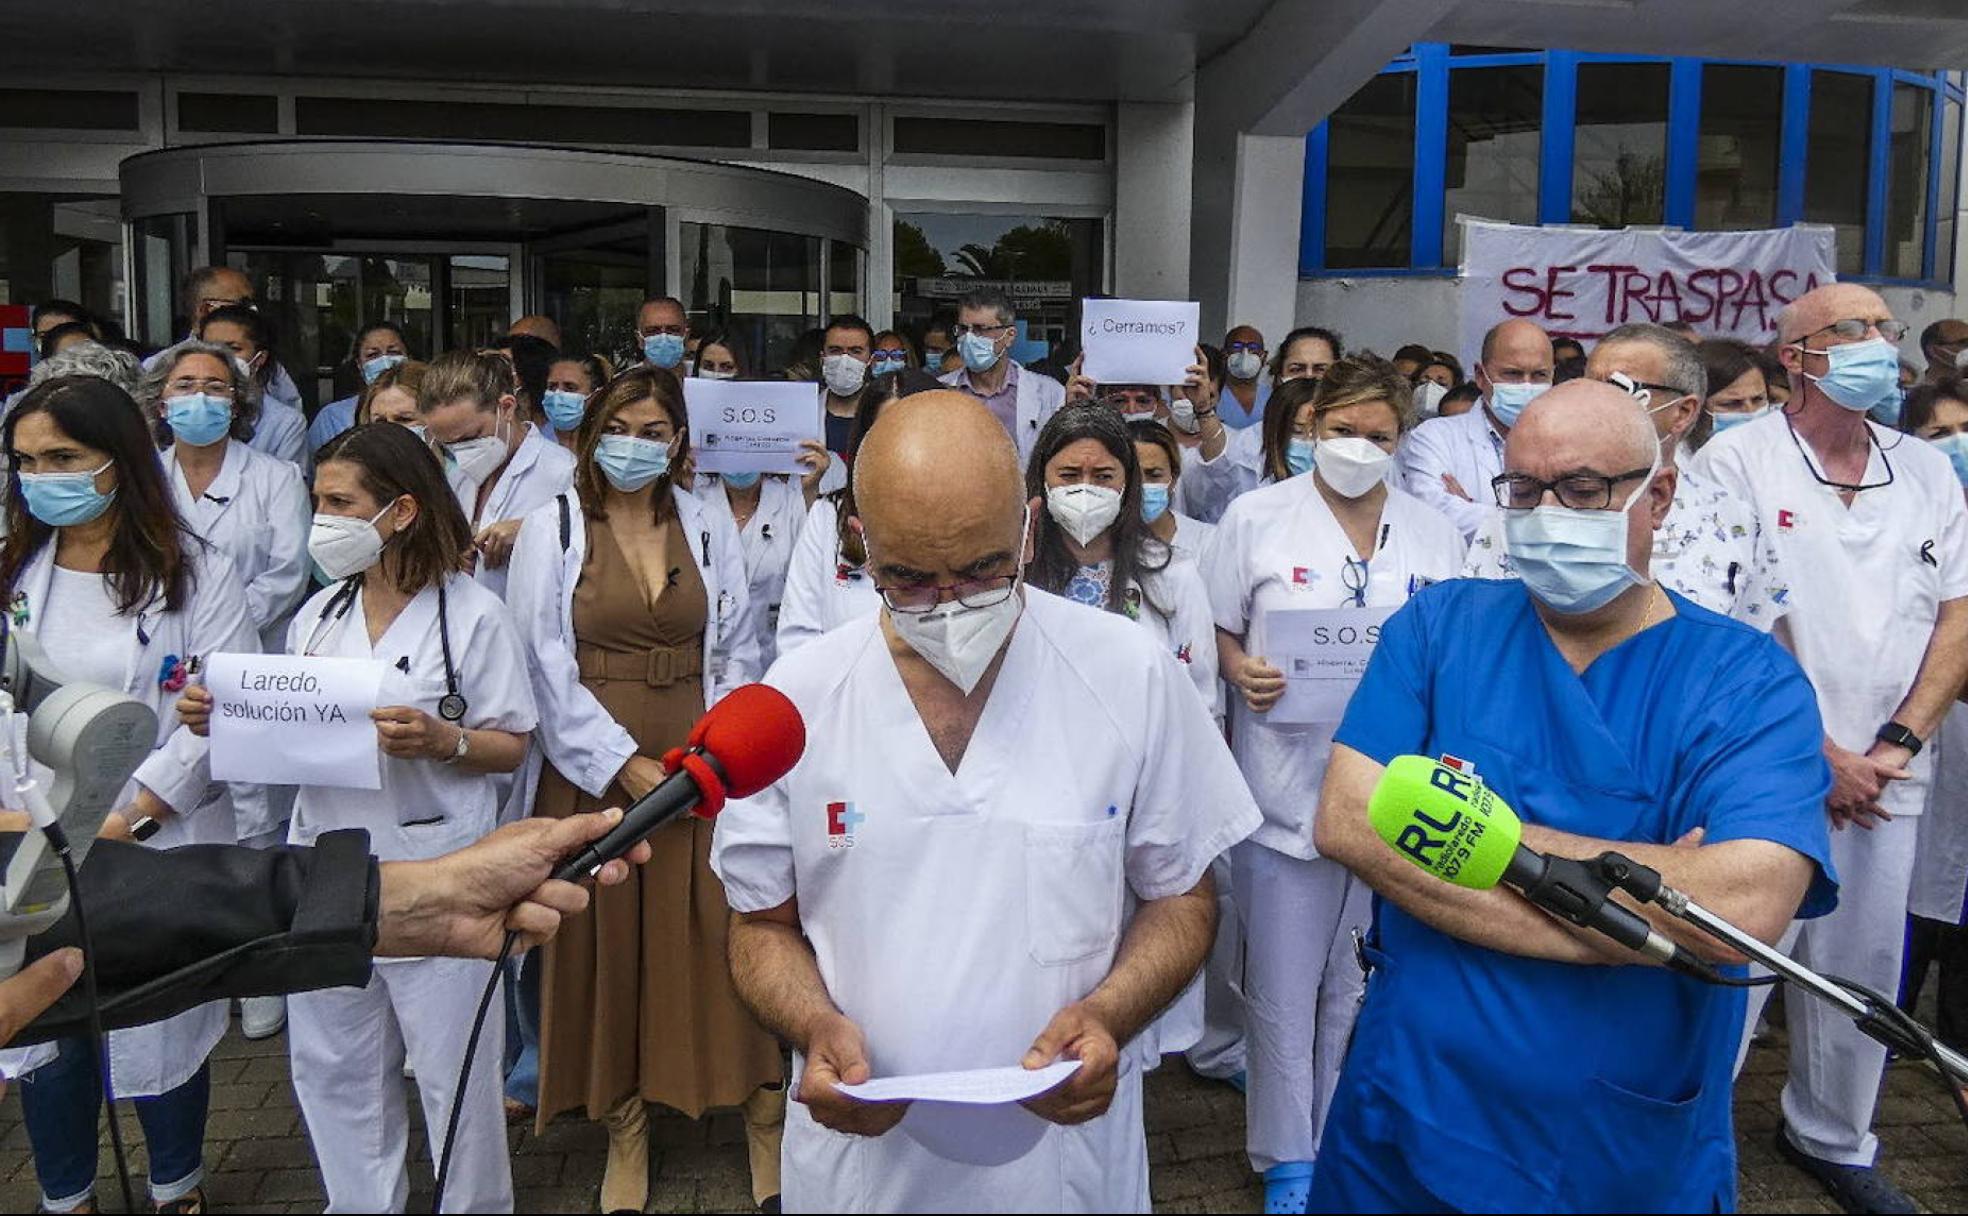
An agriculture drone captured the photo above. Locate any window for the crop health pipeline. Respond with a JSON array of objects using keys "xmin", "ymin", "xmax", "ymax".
[
  {"xmin": 1443, "ymin": 66, "xmax": 1542, "ymax": 263},
  {"xmin": 890, "ymin": 213, "xmax": 1101, "ymax": 354},
  {"xmin": 827, "ymin": 240, "xmax": 862, "ymax": 320},
  {"xmin": 1887, "ymin": 83, "xmax": 1934, "ymax": 279},
  {"xmin": 679, "ymin": 223, "xmax": 822, "ymax": 372},
  {"xmin": 1941, "ymin": 97, "xmax": 1961, "ymax": 281},
  {"xmin": 769, "ymin": 113, "xmax": 859, "ymax": 152},
  {"xmin": 1696, "ymin": 65, "xmax": 1783, "ymax": 230},
  {"xmin": 1571, "ymin": 63, "xmax": 1669, "ymax": 228},
  {"xmin": 1805, "ymin": 71, "xmax": 1873, "ymax": 276},
  {"xmin": 178, "ymin": 92, "xmax": 279, "ymax": 135},
  {"xmin": 892, "ymin": 117, "xmax": 1106, "ymax": 160},
  {"xmin": 1324, "ymin": 74, "xmax": 1417, "ymax": 269},
  {"xmin": 294, "ymin": 97, "xmax": 751, "ymax": 148},
  {"xmin": 0, "ymin": 194, "xmax": 120, "ymax": 343},
  {"xmin": 0, "ymin": 88, "xmax": 138, "ymax": 131}
]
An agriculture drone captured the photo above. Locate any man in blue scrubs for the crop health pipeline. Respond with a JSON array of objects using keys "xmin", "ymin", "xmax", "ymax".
[{"xmin": 1311, "ymin": 379, "xmax": 1838, "ymax": 1213}]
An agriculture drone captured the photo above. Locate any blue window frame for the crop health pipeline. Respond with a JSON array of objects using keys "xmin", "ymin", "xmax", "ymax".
[{"xmin": 1302, "ymin": 45, "xmax": 1961, "ymax": 288}]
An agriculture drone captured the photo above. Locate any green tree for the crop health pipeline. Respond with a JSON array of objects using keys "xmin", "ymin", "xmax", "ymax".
[{"xmin": 892, "ymin": 219, "xmax": 946, "ymax": 278}]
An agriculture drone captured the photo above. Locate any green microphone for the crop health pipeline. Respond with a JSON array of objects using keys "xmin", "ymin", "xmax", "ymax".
[
  {"xmin": 1367, "ymin": 754, "xmax": 1538, "ymax": 891},
  {"xmin": 1366, "ymin": 755, "xmax": 1714, "ymax": 976}
]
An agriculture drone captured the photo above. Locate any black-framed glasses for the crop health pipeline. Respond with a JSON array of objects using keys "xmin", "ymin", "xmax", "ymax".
[
  {"xmin": 1785, "ymin": 415, "xmax": 1896, "ymax": 494},
  {"xmin": 1807, "ymin": 318, "xmax": 1912, "ymax": 344},
  {"xmin": 1492, "ymin": 467, "xmax": 1655, "ymax": 510},
  {"xmin": 1604, "ymin": 371, "xmax": 1685, "ymax": 403},
  {"xmin": 1341, "ymin": 557, "xmax": 1369, "ymax": 607},
  {"xmin": 950, "ymin": 322, "xmax": 1014, "ymax": 339},
  {"xmin": 873, "ymin": 573, "xmax": 1017, "ymax": 614}
]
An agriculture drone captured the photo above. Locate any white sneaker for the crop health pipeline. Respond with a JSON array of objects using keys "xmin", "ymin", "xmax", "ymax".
[{"xmin": 241, "ymin": 995, "xmax": 287, "ymax": 1039}]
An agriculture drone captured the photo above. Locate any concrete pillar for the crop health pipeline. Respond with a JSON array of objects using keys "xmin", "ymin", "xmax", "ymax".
[
  {"xmin": 1114, "ymin": 101, "xmax": 1194, "ymax": 300},
  {"xmin": 1223, "ymin": 133, "xmax": 1306, "ymax": 347}
]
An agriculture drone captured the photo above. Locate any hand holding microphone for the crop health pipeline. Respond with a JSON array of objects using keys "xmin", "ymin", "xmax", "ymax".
[{"xmin": 1365, "ymin": 755, "xmax": 1722, "ymax": 980}]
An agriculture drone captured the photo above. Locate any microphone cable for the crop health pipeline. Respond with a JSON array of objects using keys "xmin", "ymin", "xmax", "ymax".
[
  {"xmin": 430, "ymin": 929, "xmax": 517, "ymax": 1214},
  {"xmin": 49, "ymin": 822, "xmax": 136, "ymax": 1213}
]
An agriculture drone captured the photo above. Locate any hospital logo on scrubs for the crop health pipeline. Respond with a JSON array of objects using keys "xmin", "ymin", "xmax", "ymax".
[
  {"xmin": 1777, "ymin": 509, "xmax": 1799, "ymax": 532},
  {"xmin": 1291, "ymin": 566, "xmax": 1318, "ymax": 589},
  {"xmin": 826, "ymin": 800, "xmax": 863, "ymax": 849}
]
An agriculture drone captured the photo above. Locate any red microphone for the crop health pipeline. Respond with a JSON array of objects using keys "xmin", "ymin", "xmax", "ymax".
[{"xmin": 551, "ymin": 683, "xmax": 806, "ymax": 882}]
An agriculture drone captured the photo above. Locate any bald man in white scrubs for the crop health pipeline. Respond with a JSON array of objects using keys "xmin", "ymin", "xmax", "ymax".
[{"xmin": 712, "ymin": 391, "xmax": 1261, "ymax": 1213}]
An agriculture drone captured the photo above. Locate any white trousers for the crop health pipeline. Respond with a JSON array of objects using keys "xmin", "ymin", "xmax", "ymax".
[
  {"xmin": 1184, "ymin": 854, "xmax": 1248, "ymax": 1079},
  {"xmin": 1233, "ymin": 841, "xmax": 1372, "ymax": 1172},
  {"xmin": 290, "ymin": 956, "xmax": 513, "ymax": 1213},
  {"xmin": 1738, "ymin": 809, "xmax": 1919, "ymax": 1166}
]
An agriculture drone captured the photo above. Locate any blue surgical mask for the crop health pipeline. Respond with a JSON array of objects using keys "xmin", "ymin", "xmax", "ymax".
[
  {"xmin": 542, "ymin": 389, "xmax": 588, "ymax": 433},
  {"xmin": 165, "ymin": 392, "xmax": 234, "ymax": 447},
  {"xmin": 19, "ymin": 460, "xmax": 115, "ymax": 528},
  {"xmin": 870, "ymin": 354, "xmax": 908, "ymax": 378},
  {"xmin": 1140, "ymin": 483, "xmax": 1171, "ymax": 523},
  {"xmin": 1870, "ymin": 385, "xmax": 1909, "ymax": 428},
  {"xmin": 642, "ymin": 332, "xmax": 686, "ymax": 369},
  {"xmin": 360, "ymin": 353, "xmax": 406, "ymax": 385},
  {"xmin": 1487, "ymin": 381, "xmax": 1550, "ymax": 429},
  {"xmin": 722, "ymin": 470, "xmax": 762, "ymax": 490},
  {"xmin": 957, "ymin": 331, "xmax": 1002, "ymax": 374},
  {"xmin": 1709, "ymin": 407, "xmax": 1770, "ymax": 436},
  {"xmin": 1932, "ymin": 432, "xmax": 1968, "ymax": 487},
  {"xmin": 1502, "ymin": 450, "xmax": 1660, "ymax": 615},
  {"xmin": 595, "ymin": 434, "xmax": 671, "ymax": 492},
  {"xmin": 1799, "ymin": 337, "xmax": 1902, "ymax": 414},
  {"xmin": 1286, "ymin": 437, "xmax": 1316, "ymax": 478}
]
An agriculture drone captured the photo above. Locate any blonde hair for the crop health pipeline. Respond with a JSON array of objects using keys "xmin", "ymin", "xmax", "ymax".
[
  {"xmin": 1312, "ymin": 353, "xmax": 1416, "ymax": 431},
  {"xmin": 418, "ymin": 349, "xmax": 514, "ymax": 415},
  {"xmin": 356, "ymin": 359, "xmax": 428, "ymax": 424}
]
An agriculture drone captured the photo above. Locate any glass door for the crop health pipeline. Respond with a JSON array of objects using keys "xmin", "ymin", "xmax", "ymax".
[{"xmin": 530, "ymin": 214, "xmax": 660, "ymax": 371}]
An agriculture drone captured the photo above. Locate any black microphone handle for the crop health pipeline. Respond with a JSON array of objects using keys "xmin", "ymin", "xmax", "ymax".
[{"xmin": 549, "ymin": 750, "xmax": 726, "ymax": 883}]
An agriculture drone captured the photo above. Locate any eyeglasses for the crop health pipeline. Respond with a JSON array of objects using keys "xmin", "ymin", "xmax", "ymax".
[
  {"xmin": 874, "ymin": 573, "xmax": 1017, "ymax": 614},
  {"xmin": 165, "ymin": 377, "xmax": 233, "ymax": 396},
  {"xmin": 1341, "ymin": 557, "xmax": 1369, "ymax": 607},
  {"xmin": 1492, "ymin": 467, "xmax": 1655, "ymax": 510},
  {"xmin": 1808, "ymin": 318, "xmax": 1912, "ymax": 344},
  {"xmin": 1603, "ymin": 371, "xmax": 1685, "ymax": 402},
  {"xmin": 950, "ymin": 322, "xmax": 1014, "ymax": 339},
  {"xmin": 1225, "ymin": 341, "xmax": 1264, "ymax": 354}
]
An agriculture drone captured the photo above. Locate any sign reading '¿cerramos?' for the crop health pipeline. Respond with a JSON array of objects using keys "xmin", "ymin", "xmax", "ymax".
[
  {"xmin": 206, "ymin": 653, "xmax": 389, "ymax": 790},
  {"xmin": 1080, "ymin": 298, "xmax": 1201, "ymax": 386}
]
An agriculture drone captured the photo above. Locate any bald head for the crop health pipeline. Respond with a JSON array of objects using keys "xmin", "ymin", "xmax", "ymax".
[
  {"xmin": 853, "ymin": 391, "xmax": 1029, "ymax": 585},
  {"xmin": 1510, "ymin": 378, "xmax": 1659, "ymax": 473},
  {"xmin": 1482, "ymin": 318, "xmax": 1554, "ymax": 366},
  {"xmin": 508, "ymin": 315, "xmax": 562, "ymax": 351},
  {"xmin": 1778, "ymin": 283, "xmax": 1892, "ymax": 346},
  {"xmin": 1477, "ymin": 319, "xmax": 1556, "ymax": 413}
]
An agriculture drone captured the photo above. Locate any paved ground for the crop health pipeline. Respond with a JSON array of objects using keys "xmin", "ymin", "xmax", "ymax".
[{"xmin": 0, "ymin": 1002, "xmax": 1962, "ymax": 1212}]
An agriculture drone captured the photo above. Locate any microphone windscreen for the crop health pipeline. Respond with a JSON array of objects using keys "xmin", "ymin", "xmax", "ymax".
[
  {"xmin": 1367, "ymin": 755, "xmax": 1524, "ymax": 891},
  {"xmin": 694, "ymin": 683, "xmax": 807, "ymax": 799}
]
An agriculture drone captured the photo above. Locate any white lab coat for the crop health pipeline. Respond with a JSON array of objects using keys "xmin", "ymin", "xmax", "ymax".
[
  {"xmin": 940, "ymin": 364, "xmax": 1066, "ymax": 472},
  {"xmin": 6, "ymin": 539, "xmax": 258, "ymax": 1096},
  {"xmin": 249, "ymin": 398, "xmax": 309, "ymax": 468},
  {"xmin": 447, "ymin": 423, "xmax": 579, "ymax": 602},
  {"xmin": 1181, "ymin": 425, "xmax": 1268, "ymax": 524},
  {"xmin": 506, "ymin": 485, "xmax": 759, "ymax": 799},
  {"xmin": 1396, "ymin": 406, "xmax": 1506, "ymax": 541},
  {"xmin": 1124, "ymin": 556, "xmax": 1222, "ymax": 721},
  {"xmin": 283, "ymin": 571, "xmax": 534, "ymax": 1214},
  {"xmin": 1913, "ymin": 703, "xmax": 1968, "ymax": 924},
  {"xmin": 712, "ymin": 589, "xmax": 1261, "ymax": 1213},
  {"xmin": 694, "ymin": 475, "xmax": 810, "ymax": 672},
  {"xmin": 1166, "ymin": 511, "xmax": 1217, "ymax": 566},
  {"xmin": 776, "ymin": 497, "xmax": 882, "ymax": 658}
]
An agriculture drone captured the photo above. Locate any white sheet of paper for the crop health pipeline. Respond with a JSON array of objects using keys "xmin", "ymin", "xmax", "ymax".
[
  {"xmin": 685, "ymin": 379, "xmax": 823, "ymax": 475},
  {"xmin": 207, "ymin": 653, "xmax": 388, "ymax": 790},
  {"xmin": 835, "ymin": 1059, "xmax": 1082, "ymax": 1105},
  {"xmin": 1080, "ymin": 298, "xmax": 1200, "ymax": 386},
  {"xmin": 1262, "ymin": 605, "xmax": 1395, "ymax": 726}
]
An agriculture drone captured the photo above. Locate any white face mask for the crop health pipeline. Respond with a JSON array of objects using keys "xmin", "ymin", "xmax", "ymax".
[
  {"xmin": 1414, "ymin": 380, "xmax": 1449, "ymax": 418},
  {"xmin": 1046, "ymin": 483, "xmax": 1123, "ymax": 546},
  {"xmin": 1312, "ymin": 436, "xmax": 1395, "ymax": 499},
  {"xmin": 1167, "ymin": 396, "xmax": 1199, "ymax": 434},
  {"xmin": 444, "ymin": 413, "xmax": 511, "ymax": 485},
  {"xmin": 884, "ymin": 506, "xmax": 1031, "ymax": 695},
  {"xmin": 697, "ymin": 367, "xmax": 737, "ymax": 381},
  {"xmin": 822, "ymin": 353, "xmax": 868, "ymax": 398},
  {"xmin": 1226, "ymin": 350, "xmax": 1264, "ymax": 381},
  {"xmin": 308, "ymin": 503, "xmax": 394, "ymax": 582}
]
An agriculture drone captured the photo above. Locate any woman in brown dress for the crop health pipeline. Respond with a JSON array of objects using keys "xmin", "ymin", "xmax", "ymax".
[{"xmin": 506, "ymin": 365, "xmax": 784, "ymax": 1213}]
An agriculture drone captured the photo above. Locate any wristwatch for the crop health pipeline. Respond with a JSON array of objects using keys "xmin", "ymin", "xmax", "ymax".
[
  {"xmin": 443, "ymin": 724, "xmax": 470, "ymax": 766},
  {"xmin": 1876, "ymin": 721, "xmax": 1923, "ymax": 756}
]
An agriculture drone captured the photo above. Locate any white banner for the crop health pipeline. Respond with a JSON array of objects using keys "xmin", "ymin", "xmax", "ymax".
[
  {"xmin": 207, "ymin": 653, "xmax": 388, "ymax": 790},
  {"xmin": 1458, "ymin": 221, "xmax": 1837, "ymax": 372},
  {"xmin": 685, "ymin": 379, "xmax": 823, "ymax": 476}
]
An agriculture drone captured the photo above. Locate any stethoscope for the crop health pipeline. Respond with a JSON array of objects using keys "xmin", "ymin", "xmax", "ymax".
[{"xmin": 304, "ymin": 575, "xmax": 468, "ymax": 723}]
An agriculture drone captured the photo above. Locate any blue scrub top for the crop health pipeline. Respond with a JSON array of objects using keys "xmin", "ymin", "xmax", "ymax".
[
  {"xmin": 1328, "ymin": 579, "xmax": 1837, "ymax": 1213},
  {"xmin": 1217, "ymin": 379, "xmax": 1270, "ymax": 430}
]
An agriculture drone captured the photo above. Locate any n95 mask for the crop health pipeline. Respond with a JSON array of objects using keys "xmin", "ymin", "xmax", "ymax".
[
  {"xmin": 1046, "ymin": 483, "xmax": 1122, "ymax": 546},
  {"xmin": 309, "ymin": 504, "xmax": 393, "ymax": 582},
  {"xmin": 1313, "ymin": 437, "xmax": 1394, "ymax": 499},
  {"xmin": 885, "ymin": 507, "xmax": 1030, "ymax": 695}
]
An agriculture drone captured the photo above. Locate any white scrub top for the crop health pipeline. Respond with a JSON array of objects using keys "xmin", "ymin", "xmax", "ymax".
[
  {"xmin": 696, "ymin": 476, "xmax": 809, "ymax": 672},
  {"xmin": 775, "ymin": 497, "xmax": 881, "ymax": 659},
  {"xmin": 286, "ymin": 573, "xmax": 538, "ymax": 862},
  {"xmin": 248, "ymin": 397, "xmax": 310, "ymax": 468},
  {"xmin": 166, "ymin": 439, "xmax": 312, "ymax": 650},
  {"xmin": 1462, "ymin": 460, "xmax": 1788, "ymax": 629},
  {"xmin": 1167, "ymin": 510, "xmax": 1217, "ymax": 566},
  {"xmin": 1693, "ymin": 412, "xmax": 1968, "ymax": 803},
  {"xmin": 447, "ymin": 423, "xmax": 578, "ymax": 601},
  {"xmin": 1125, "ymin": 556, "xmax": 1223, "ymax": 719},
  {"xmin": 712, "ymin": 589, "xmax": 1261, "ymax": 1213},
  {"xmin": 1397, "ymin": 405, "xmax": 1506, "ymax": 541},
  {"xmin": 1913, "ymin": 703, "xmax": 1968, "ymax": 923},
  {"xmin": 1203, "ymin": 475, "xmax": 1466, "ymax": 859}
]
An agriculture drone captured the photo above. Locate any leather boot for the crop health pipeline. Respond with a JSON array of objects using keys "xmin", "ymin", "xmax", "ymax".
[
  {"xmin": 742, "ymin": 1082, "xmax": 786, "ymax": 1209},
  {"xmin": 599, "ymin": 1095, "xmax": 649, "ymax": 1215}
]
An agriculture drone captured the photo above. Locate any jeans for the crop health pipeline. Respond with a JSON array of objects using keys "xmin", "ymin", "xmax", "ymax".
[
  {"xmin": 19, "ymin": 1037, "xmax": 209, "ymax": 1208},
  {"xmin": 502, "ymin": 950, "xmax": 540, "ymax": 1108}
]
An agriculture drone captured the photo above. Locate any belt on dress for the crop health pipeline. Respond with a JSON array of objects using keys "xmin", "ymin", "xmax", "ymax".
[{"xmin": 575, "ymin": 643, "xmax": 703, "ymax": 687}]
